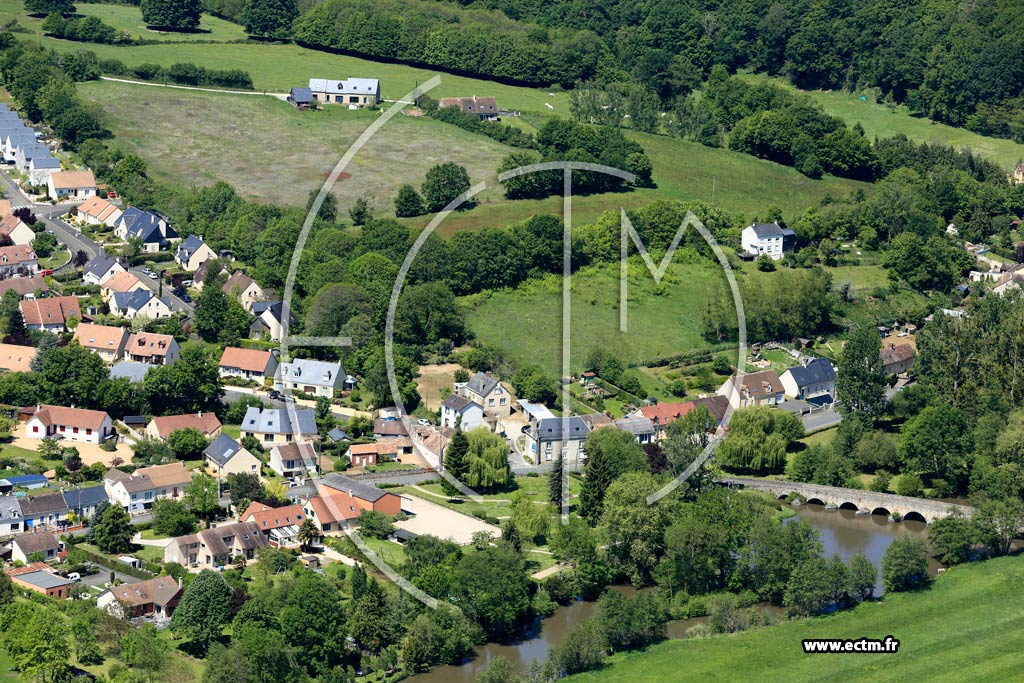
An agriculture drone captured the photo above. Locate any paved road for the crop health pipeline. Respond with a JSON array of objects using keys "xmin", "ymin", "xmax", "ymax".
[
  {"xmin": 801, "ymin": 407, "xmax": 843, "ymax": 432},
  {"xmin": 0, "ymin": 168, "xmax": 195, "ymax": 315}
]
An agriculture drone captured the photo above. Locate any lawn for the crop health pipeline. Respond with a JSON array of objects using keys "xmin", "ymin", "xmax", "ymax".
[
  {"xmin": 0, "ymin": 0, "xmax": 248, "ymax": 42},
  {"xmin": 221, "ymin": 424, "xmax": 241, "ymax": 440},
  {"xmin": 19, "ymin": 30, "xmax": 572, "ymax": 113},
  {"xmin": 739, "ymin": 73, "xmax": 1024, "ymax": 171},
  {"xmin": 569, "ymin": 554, "xmax": 1024, "ymax": 683},
  {"xmin": 464, "ymin": 259, "xmax": 733, "ymax": 376},
  {"xmin": 78, "ymin": 80, "xmax": 514, "ymax": 211}
]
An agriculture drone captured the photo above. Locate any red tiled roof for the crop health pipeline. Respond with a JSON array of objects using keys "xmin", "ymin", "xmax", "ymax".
[
  {"xmin": 148, "ymin": 412, "xmax": 221, "ymax": 438},
  {"xmin": 639, "ymin": 401, "xmax": 696, "ymax": 425},
  {"xmin": 240, "ymin": 502, "xmax": 305, "ymax": 530},
  {"xmin": 30, "ymin": 404, "xmax": 109, "ymax": 430},
  {"xmin": 219, "ymin": 347, "xmax": 273, "ymax": 374},
  {"xmin": 20, "ymin": 296, "xmax": 82, "ymax": 327}
]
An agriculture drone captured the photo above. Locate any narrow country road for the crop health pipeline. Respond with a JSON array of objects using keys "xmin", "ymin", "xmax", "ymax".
[{"xmin": 100, "ymin": 76, "xmax": 289, "ymax": 100}]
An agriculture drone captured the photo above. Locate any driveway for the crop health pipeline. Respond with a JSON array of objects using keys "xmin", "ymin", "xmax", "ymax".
[
  {"xmin": 801, "ymin": 408, "xmax": 843, "ymax": 432},
  {"xmin": 79, "ymin": 568, "xmax": 141, "ymax": 589},
  {"xmin": 396, "ymin": 494, "xmax": 500, "ymax": 545},
  {"xmin": 8, "ymin": 435, "xmax": 134, "ymax": 467}
]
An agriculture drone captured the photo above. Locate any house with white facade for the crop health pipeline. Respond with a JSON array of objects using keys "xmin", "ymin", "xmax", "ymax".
[
  {"xmin": 104, "ymin": 463, "xmax": 193, "ymax": 514},
  {"xmin": 718, "ymin": 370, "xmax": 786, "ymax": 409},
  {"xmin": 24, "ymin": 404, "xmax": 114, "ymax": 444},
  {"xmin": 218, "ymin": 347, "xmax": 278, "ymax": 382},
  {"xmin": 440, "ymin": 394, "xmax": 485, "ymax": 431},
  {"xmin": 456, "ymin": 372, "xmax": 514, "ymax": 419},
  {"xmin": 0, "ymin": 245, "xmax": 37, "ymax": 276},
  {"xmin": 72, "ymin": 323, "xmax": 128, "ymax": 363},
  {"xmin": 174, "ymin": 235, "xmax": 216, "ymax": 272},
  {"xmin": 241, "ymin": 406, "xmax": 317, "ymax": 445},
  {"xmin": 275, "ymin": 358, "xmax": 344, "ymax": 398},
  {"xmin": 268, "ymin": 442, "xmax": 319, "ymax": 480},
  {"xmin": 124, "ymin": 332, "xmax": 179, "ymax": 365},
  {"xmin": 780, "ymin": 357, "xmax": 836, "ymax": 404},
  {"xmin": 741, "ymin": 222, "xmax": 796, "ymax": 260},
  {"xmin": 76, "ymin": 196, "xmax": 123, "ymax": 228},
  {"xmin": 83, "ymin": 254, "xmax": 126, "ymax": 285},
  {"xmin": 46, "ymin": 170, "xmax": 96, "ymax": 201},
  {"xmin": 110, "ymin": 290, "xmax": 173, "ymax": 320},
  {"xmin": 115, "ymin": 207, "xmax": 179, "ymax": 252},
  {"xmin": 308, "ymin": 78, "xmax": 380, "ymax": 106},
  {"xmin": 0, "ymin": 214, "xmax": 36, "ymax": 246}
]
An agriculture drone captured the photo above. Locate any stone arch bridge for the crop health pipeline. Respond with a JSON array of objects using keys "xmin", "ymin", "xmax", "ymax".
[{"xmin": 719, "ymin": 476, "xmax": 972, "ymax": 524}]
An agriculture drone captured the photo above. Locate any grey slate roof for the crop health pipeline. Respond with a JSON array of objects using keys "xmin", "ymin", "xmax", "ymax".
[
  {"xmin": 786, "ymin": 357, "xmax": 836, "ymax": 388},
  {"xmin": 17, "ymin": 570, "xmax": 72, "ymax": 589},
  {"xmin": 204, "ymin": 434, "xmax": 242, "ymax": 467},
  {"xmin": 241, "ymin": 406, "xmax": 316, "ymax": 436},
  {"xmin": 441, "ymin": 394, "xmax": 474, "ymax": 412},
  {"xmin": 62, "ymin": 486, "xmax": 109, "ymax": 513},
  {"xmin": 84, "ymin": 254, "xmax": 119, "ymax": 280},
  {"xmin": 749, "ymin": 222, "xmax": 785, "ymax": 238},
  {"xmin": 327, "ymin": 428, "xmax": 350, "ymax": 442},
  {"xmin": 290, "ymin": 87, "xmax": 313, "ymax": 103},
  {"xmin": 464, "ymin": 372, "xmax": 499, "ymax": 398},
  {"xmin": 120, "ymin": 207, "xmax": 177, "ymax": 243},
  {"xmin": 18, "ymin": 492, "xmax": 68, "ymax": 517},
  {"xmin": 31, "ymin": 155, "xmax": 60, "ymax": 169},
  {"xmin": 536, "ymin": 416, "xmax": 590, "ymax": 442},
  {"xmin": 109, "ymin": 360, "xmax": 154, "ymax": 384},
  {"xmin": 320, "ymin": 473, "xmax": 390, "ymax": 502},
  {"xmin": 11, "ymin": 531, "xmax": 59, "ymax": 555},
  {"xmin": 0, "ymin": 497, "xmax": 23, "ymax": 522},
  {"xmin": 252, "ymin": 301, "xmax": 296, "ymax": 324},
  {"xmin": 613, "ymin": 415, "xmax": 656, "ymax": 436},
  {"xmin": 175, "ymin": 234, "xmax": 206, "ymax": 262},
  {"xmin": 277, "ymin": 358, "xmax": 343, "ymax": 389}
]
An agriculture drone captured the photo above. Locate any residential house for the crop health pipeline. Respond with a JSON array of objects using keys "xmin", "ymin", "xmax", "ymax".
[
  {"xmin": 780, "ymin": 357, "xmax": 837, "ymax": 404},
  {"xmin": 2, "ymin": 132, "xmax": 34, "ymax": 162},
  {"xmin": 881, "ymin": 343, "xmax": 915, "ymax": 376},
  {"xmin": 0, "ymin": 275, "xmax": 49, "ymax": 300},
  {"xmin": 21, "ymin": 296, "xmax": 82, "ymax": 332},
  {"xmin": 308, "ymin": 78, "xmax": 380, "ymax": 106},
  {"xmin": 115, "ymin": 207, "xmax": 179, "ymax": 252},
  {"xmin": 373, "ymin": 418, "xmax": 409, "ymax": 439},
  {"xmin": 104, "ymin": 463, "xmax": 193, "ymax": 514},
  {"xmin": 438, "ymin": 96, "xmax": 499, "ymax": 120},
  {"xmin": 47, "ymin": 170, "xmax": 97, "ymax": 201},
  {"xmin": 440, "ymin": 394, "xmax": 485, "ymax": 431},
  {"xmin": 174, "ymin": 235, "xmax": 216, "ymax": 272},
  {"xmin": 637, "ymin": 401, "xmax": 696, "ymax": 440},
  {"xmin": 124, "ymin": 332, "xmax": 179, "ymax": 365},
  {"xmin": 28, "ymin": 154, "xmax": 60, "ymax": 186},
  {"xmin": 993, "ymin": 271, "xmax": 1024, "ymax": 296},
  {"xmin": 6, "ymin": 564, "xmax": 74, "ymax": 599},
  {"xmin": 348, "ymin": 442, "xmax": 399, "ymax": 468},
  {"xmin": 218, "ymin": 347, "xmax": 278, "ymax": 382},
  {"xmin": 73, "ymin": 323, "xmax": 128, "ymax": 363},
  {"xmin": 18, "ymin": 493, "xmax": 69, "ymax": 530},
  {"xmin": 456, "ymin": 372, "xmax": 514, "ymax": 419},
  {"xmin": 221, "ymin": 271, "xmax": 266, "ymax": 312},
  {"xmin": 83, "ymin": 254, "xmax": 126, "ymax": 285},
  {"xmin": 0, "ymin": 245, "xmax": 37, "ymax": 276},
  {"xmin": 146, "ymin": 412, "xmax": 222, "ymax": 440},
  {"xmin": 275, "ymin": 358, "xmax": 344, "ymax": 398},
  {"xmin": 239, "ymin": 502, "xmax": 305, "ymax": 548},
  {"xmin": 690, "ymin": 394, "xmax": 730, "ymax": 428},
  {"xmin": 24, "ymin": 404, "xmax": 114, "ymax": 444},
  {"xmin": 163, "ymin": 521, "xmax": 267, "ymax": 569},
  {"xmin": 0, "ymin": 497, "xmax": 24, "ymax": 536},
  {"xmin": 0, "ymin": 213, "xmax": 36, "ymax": 246},
  {"xmin": 97, "ymin": 575, "xmax": 182, "ymax": 620},
  {"xmin": 110, "ymin": 290, "xmax": 173, "ymax": 320},
  {"xmin": 718, "ymin": 370, "xmax": 786, "ymax": 409},
  {"xmin": 250, "ymin": 301, "xmax": 295, "ymax": 342},
  {"xmin": 0, "ymin": 343, "xmax": 36, "ymax": 372},
  {"xmin": 613, "ymin": 415, "xmax": 656, "ymax": 445},
  {"xmin": 109, "ymin": 360, "xmax": 155, "ymax": 384},
  {"xmin": 75, "ymin": 196, "xmax": 123, "ymax": 228},
  {"xmin": 303, "ymin": 491, "xmax": 360, "ymax": 532},
  {"xmin": 16, "ymin": 143, "xmax": 50, "ymax": 174},
  {"xmin": 288, "ymin": 87, "xmax": 314, "ymax": 108},
  {"xmin": 204, "ymin": 434, "xmax": 262, "ymax": 480},
  {"xmin": 241, "ymin": 406, "xmax": 317, "ymax": 445},
  {"xmin": 1, "ymin": 474, "xmax": 47, "ymax": 491},
  {"xmin": 100, "ymin": 271, "xmax": 147, "ymax": 300},
  {"xmin": 268, "ymin": 442, "xmax": 319, "ymax": 480},
  {"xmin": 7, "ymin": 531, "xmax": 59, "ymax": 563},
  {"xmin": 62, "ymin": 486, "xmax": 109, "ymax": 520},
  {"xmin": 518, "ymin": 400, "xmax": 555, "ymax": 428},
  {"xmin": 740, "ymin": 222, "xmax": 796, "ymax": 260},
  {"xmin": 528, "ymin": 416, "xmax": 591, "ymax": 470},
  {"xmin": 319, "ymin": 473, "xmax": 401, "ymax": 515}
]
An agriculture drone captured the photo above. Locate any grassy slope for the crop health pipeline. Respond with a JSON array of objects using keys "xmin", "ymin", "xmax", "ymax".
[
  {"xmin": 464, "ymin": 259, "xmax": 731, "ymax": 377},
  {"xmin": 740, "ymin": 73, "xmax": 1024, "ymax": 170},
  {"xmin": 78, "ymin": 80, "xmax": 514, "ymax": 209},
  {"xmin": 570, "ymin": 554, "xmax": 1024, "ymax": 683}
]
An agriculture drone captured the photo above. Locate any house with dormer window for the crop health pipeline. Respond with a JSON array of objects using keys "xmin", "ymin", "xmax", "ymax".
[
  {"xmin": 456, "ymin": 372, "xmax": 515, "ymax": 419},
  {"xmin": 275, "ymin": 358, "xmax": 344, "ymax": 398}
]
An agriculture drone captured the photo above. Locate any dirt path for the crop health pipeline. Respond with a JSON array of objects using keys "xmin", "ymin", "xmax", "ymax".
[{"xmin": 100, "ymin": 76, "xmax": 288, "ymax": 99}]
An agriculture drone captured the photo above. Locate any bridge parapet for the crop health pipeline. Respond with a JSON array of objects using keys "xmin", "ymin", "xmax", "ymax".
[{"xmin": 719, "ymin": 476, "xmax": 971, "ymax": 523}]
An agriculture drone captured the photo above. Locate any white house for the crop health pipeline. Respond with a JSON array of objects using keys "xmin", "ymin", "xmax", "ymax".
[
  {"xmin": 16, "ymin": 143, "xmax": 50, "ymax": 174},
  {"xmin": 308, "ymin": 78, "xmax": 380, "ymax": 107},
  {"xmin": 527, "ymin": 416, "xmax": 591, "ymax": 471},
  {"xmin": 174, "ymin": 235, "xmax": 216, "ymax": 272},
  {"xmin": 250, "ymin": 301, "xmax": 295, "ymax": 342},
  {"xmin": 83, "ymin": 254, "xmax": 126, "ymax": 285},
  {"xmin": 75, "ymin": 196, "xmax": 123, "ymax": 228},
  {"xmin": 104, "ymin": 463, "xmax": 193, "ymax": 515},
  {"xmin": 124, "ymin": 332, "xmax": 179, "ymax": 365},
  {"xmin": 0, "ymin": 214, "xmax": 36, "ymax": 246},
  {"xmin": 268, "ymin": 442, "xmax": 319, "ymax": 480},
  {"xmin": 222, "ymin": 272, "xmax": 266, "ymax": 312},
  {"xmin": 0, "ymin": 245, "xmax": 37, "ymax": 276},
  {"xmin": 780, "ymin": 357, "xmax": 836, "ymax": 404},
  {"xmin": 28, "ymin": 153, "xmax": 60, "ymax": 186},
  {"xmin": 72, "ymin": 323, "xmax": 129, "ymax": 363},
  {"xmin": 46, "ymin": 170, "xmax": 96, "ymax": 201},
  {"xmin": 456, "ymin": 372, "xmax": 514, "ymax": 419},
  {"xmin": 110, "ymin": 290, "xmax": 173, "ymax": 320},
  {"xmin": 275, "ymin": 358, "xmax": 344, "ymax": 398},
  {"xmin": 440, "ymin": 394, "xmax": 486, "ymax": 431},
  {"xmin": 115, "ymin": 207, "xmax": 179, "ymax": 253},
  {"xmin": 741, "ymin": 222, "xmax": 795, "ymax": 260},
  {"xmin": 218, "ymin": 347, "xmax": 278, "ymax": 382},
  {"xmin": 20, "ymin": 296, "xmax": 82, "ymax": 332},
  {"xmin": 718, "ymin": 369, "xmax": 786, "ymax": 409},
  {"xmin": 24, "ymin": 404, "xmax": 114, "ymax": 444}
]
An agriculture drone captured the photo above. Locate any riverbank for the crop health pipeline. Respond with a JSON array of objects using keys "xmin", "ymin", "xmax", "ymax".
[{"xmin": 567, "ymin": 554, "xmax": 1024, "ymax": 683}]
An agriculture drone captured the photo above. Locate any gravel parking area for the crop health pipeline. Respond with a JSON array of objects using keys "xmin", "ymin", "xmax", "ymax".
[{"xmin": 396, "ymin": 494, "xmax": 500, "ymax": 545}]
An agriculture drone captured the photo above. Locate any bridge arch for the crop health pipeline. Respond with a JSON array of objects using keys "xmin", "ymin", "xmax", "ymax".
[
  {"xmin": 903, "ymin": 511, "xmax": 927, "ymax": 523},
  {"xmin": 806, "ymin": 497, "xmax": 826, "ymax": 506},
  {"xmin": 839, "ymin": 502, "xmax": 858, "ymax": 511},
  {"xmin": 871, "ymin": 507, "xmax": 891, "ymax": 517}
]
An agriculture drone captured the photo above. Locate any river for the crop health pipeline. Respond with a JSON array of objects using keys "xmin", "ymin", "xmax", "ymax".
[{"xmin": 411, "ymin": 504, "xmax": 934, "ymax": 683}]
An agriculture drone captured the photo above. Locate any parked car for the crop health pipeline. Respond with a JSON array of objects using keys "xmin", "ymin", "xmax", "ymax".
[
  {"xmin": 416, "ymin": 418, "xmax": 430, "ymax": 426},
  {"xmin": 268, "ymin": 390, "xmax": 281, "ymax": 400},
  {"xmin": 181, "ymin": 292, "xmax": 191, "ymax": 303},
  {"xmin": 66, "ymin": 572, "xmax": 81, "ymax": 582}
]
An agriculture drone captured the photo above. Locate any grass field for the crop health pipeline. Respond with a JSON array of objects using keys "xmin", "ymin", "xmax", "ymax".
[
  {"xmin": 79, "ymin": 80, "xmax": 513, "ymax": 210},
  {"xmin": 464, "ymin": 259, "xmax": 731, "ymax": 376},
  {"xmin": 740, "ymin": 73, "xmax": 1024, "ymax": 170},
  {"xmin": 0, "ymin": 0, "xmax": 248, "ymax": 42},
  {"xmin": 569, "ymin": 554, "xmax": 1024, "ymax": 683}
]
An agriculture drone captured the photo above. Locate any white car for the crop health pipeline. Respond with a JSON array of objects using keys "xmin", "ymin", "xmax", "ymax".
[{"xmin": 417, "ymin": 418, "xmax": 430, "ymax": 426}]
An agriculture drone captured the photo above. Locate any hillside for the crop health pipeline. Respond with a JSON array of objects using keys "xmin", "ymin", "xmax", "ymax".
[
  {"xmin": 739, "ymin": 74, "xmax": 1024, "ymax": 170},
  {"xmin": 568, "ymin": 554, "xmax": 1024, "ymax": 683}
]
